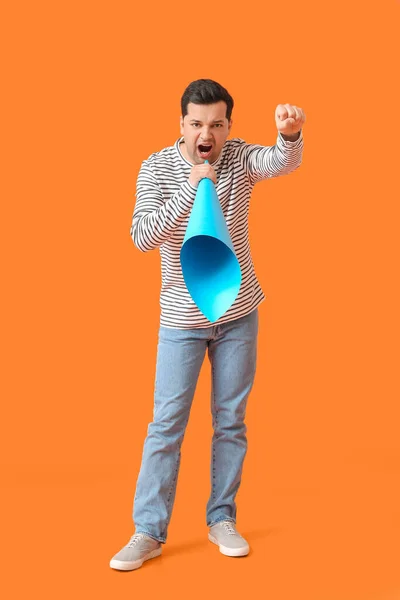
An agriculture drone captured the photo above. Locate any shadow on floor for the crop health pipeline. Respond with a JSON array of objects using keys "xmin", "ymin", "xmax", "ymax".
[{"xmin": 162, "ymin": 526, "xmax": 282, "ymax": 558}]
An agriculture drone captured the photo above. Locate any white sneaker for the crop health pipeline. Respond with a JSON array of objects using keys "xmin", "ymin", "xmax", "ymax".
[
  {"xmin": 110, "ymin": 533, "xmax": 162, "ymax": 571},
  {"xmin": 208, "ymin": 521, "xmax": 250, "ymax": 557}
]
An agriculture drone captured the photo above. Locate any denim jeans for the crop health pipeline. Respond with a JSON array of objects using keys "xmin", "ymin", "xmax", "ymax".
[{"xmin": 132, "ymin": 307, "xmax": 259, "ymax": 543}]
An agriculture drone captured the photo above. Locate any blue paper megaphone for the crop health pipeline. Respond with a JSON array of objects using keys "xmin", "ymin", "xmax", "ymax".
[{"xmin": 180, "ymin": 166, "xmax": 242, "ymax": 322}]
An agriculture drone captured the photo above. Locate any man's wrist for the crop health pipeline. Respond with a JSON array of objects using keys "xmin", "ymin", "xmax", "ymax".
[{"xmin": 280, "ymin": 130, "xmax": 301, "ymax": 142}]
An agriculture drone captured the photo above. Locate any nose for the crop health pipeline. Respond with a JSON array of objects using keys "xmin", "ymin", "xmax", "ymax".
[{"xmin": 200, "ymin": 126, "xmax": 212, "ymax": 141}]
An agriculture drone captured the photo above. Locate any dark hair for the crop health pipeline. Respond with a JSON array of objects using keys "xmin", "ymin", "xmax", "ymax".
[{"xmin": 181, "ymin": 79, "xmax": 234, "ymax": 121}]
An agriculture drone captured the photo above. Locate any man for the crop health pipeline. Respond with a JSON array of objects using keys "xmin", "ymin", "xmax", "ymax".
[{"xmin": 110, "ymin": 79, "xmax": 305, "ymax": 571}]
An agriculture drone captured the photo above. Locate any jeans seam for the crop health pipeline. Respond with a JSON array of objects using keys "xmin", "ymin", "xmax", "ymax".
[
  {"xmin": 165, "ymin": 416, "xmax": 187, "ymax": 531},
  {"xmin": 211, "ymin": 359, "xmax": 217, "ymax": 501}
]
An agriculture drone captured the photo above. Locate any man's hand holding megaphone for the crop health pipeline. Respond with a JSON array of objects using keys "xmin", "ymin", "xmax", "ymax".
[{"xmin": 189, "ymin": 163, "xmax": 217, "ymax": 188}]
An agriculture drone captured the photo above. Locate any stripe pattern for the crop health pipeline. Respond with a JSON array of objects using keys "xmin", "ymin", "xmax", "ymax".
[{"xmin": 130, "ymin": 132, "xmax": 303, "ymax": 328}]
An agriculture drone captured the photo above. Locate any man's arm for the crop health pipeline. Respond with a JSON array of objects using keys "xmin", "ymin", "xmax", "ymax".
[
  {"xmin": 130, "ymin": 160, "xmax": 197, "ymax": 252},
  {"xmin": 244, "ymin": 103, "xmax": 305, "ymax": 185},
  {"xmin": 243, "ymin": 130, "xmax": 304, "ymax": 185}
]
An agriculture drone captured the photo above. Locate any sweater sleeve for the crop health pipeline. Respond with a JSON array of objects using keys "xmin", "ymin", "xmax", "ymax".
[
  {"xmin": 243, "ymin": 130, "xmax": 304, "ymax": 186},
  {"xmin": 130, "ymin": 159, "xmax": 198, "ymax": 252}
]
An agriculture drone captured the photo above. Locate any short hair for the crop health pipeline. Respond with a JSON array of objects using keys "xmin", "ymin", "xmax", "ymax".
[{"xmin": 181, "ymin": 79, "xmax": 234, "ymax": 121}]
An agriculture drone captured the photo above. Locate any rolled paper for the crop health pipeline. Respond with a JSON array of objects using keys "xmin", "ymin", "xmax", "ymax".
[{"xmin": 180, "ymin": 164, "xmax": 242, "ymax": 322}]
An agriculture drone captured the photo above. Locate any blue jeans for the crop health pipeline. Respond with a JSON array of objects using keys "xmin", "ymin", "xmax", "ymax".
[{"xmin": 132, "ymin": 308, "xmax": 259, "ymax": 543}]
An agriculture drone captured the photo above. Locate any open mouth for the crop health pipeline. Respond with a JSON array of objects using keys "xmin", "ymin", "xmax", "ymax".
[{"xmin": 198, "ymin": 144, "xmax": 213, "ymax": 158}]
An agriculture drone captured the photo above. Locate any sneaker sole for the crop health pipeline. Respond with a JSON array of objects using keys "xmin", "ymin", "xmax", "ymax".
[
  {"xmin": 110, "ymin": 547, "xmax": 162, "ymax": 571},
  {"xmin": 208, "ymin": 533, "xmax": 249, "ymax": 557}
]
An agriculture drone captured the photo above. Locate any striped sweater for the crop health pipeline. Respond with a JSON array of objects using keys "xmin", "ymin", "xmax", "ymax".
[{"xmin": 130, "ymin": 131, "xmax": 304, "ymax": 328}]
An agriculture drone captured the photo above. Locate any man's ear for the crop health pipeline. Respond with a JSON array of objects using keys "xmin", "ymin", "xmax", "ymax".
[
  {"xmin": 228, "ymin": 119, "xmax": 233, "ymax": 133},
  {"xmin": 180, "ymin": 116, "xmax": 184, "ymax": 135}
]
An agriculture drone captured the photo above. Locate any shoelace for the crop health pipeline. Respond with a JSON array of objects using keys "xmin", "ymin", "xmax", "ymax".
[
  {"xmin": 221, "ymin": 521, "xmax": 237, "ymax": 535},
  {"xmin": 126, "ymin": 533, "xmax": 146, "ymax": 548}
]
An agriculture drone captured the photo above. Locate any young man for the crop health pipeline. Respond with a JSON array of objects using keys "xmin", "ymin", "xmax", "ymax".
[{"xmin": 110, "ymin": 79, "xmax": 305, "ymax": 571}]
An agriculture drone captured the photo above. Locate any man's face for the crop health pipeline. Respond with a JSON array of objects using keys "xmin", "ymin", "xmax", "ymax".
[{"xmin": 180, "ymin": 101, "xmax": 232, "ymax": 164}]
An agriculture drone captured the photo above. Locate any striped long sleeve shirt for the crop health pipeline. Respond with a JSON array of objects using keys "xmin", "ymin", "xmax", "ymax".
[{"xmin": 130, "ymin": 131, "xmax": 304, "ymax": 329}]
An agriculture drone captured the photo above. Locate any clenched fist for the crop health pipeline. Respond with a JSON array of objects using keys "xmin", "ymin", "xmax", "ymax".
[
  {"xmin": 189, "ymin": 162, "xmax": 217, "ymax": 188},
  {"xmin": 275, "ymin": 104, "xmax": 306, "ymax": 137}
]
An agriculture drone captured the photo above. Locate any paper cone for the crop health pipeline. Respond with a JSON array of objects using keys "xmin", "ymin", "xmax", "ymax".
[{"xmin": 180, "ymin": 175, "xmax": 242, "ymax": 322}]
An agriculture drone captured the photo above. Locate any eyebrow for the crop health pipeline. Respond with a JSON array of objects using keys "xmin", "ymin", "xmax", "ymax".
[{"xmin": 189, "ymin": 119, "xmax": 225, "ymax": 124}]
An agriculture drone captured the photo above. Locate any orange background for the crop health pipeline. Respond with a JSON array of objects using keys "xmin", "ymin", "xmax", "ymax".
[{"xmin": 1, "ymin": 1, "xmax": 400, "ymax": 598}]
